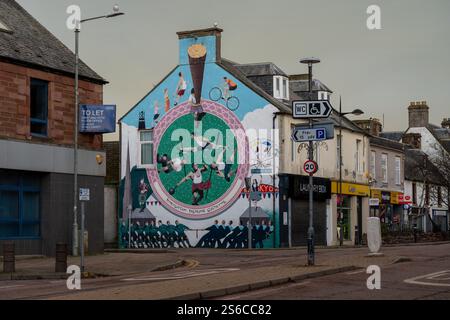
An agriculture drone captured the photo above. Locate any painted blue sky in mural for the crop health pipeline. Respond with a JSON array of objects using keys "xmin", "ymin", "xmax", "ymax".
[{"xmin": 121, "ymin": 36, "xmax": 271, "ymax": 128}]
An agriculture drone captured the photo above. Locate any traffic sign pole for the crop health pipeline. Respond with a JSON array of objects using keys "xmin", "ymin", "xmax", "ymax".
[{"xmin": 307, "ymin": 118, "xmax": 315, "ymax": 266}]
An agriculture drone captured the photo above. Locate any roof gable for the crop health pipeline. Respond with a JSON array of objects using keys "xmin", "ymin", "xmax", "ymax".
[{"xmin": 0, "ymin": 0, "xmax": 105, "ymax": 83}]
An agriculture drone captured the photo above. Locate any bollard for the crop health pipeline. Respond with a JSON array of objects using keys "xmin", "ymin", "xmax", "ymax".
[
  {"xmin": 55, "ymin": 242, "xmax": 68, "ymax": 273},
  {"xmin": 3, "ymin": 242, "xmax": 15, "ymax": 273},
  {"xmin": 354, "ymin": 226, "xmax": 360, "ymax": 246}
]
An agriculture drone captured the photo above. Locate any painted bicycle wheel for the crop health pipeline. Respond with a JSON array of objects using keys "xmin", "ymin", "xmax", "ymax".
[
  {"xmin": 226, "ymin": 96, "xmax": 240, "ymax": 111},
  {"xmin": 209, "ymin": 87, "xmax": 222, "ymax": 101}
]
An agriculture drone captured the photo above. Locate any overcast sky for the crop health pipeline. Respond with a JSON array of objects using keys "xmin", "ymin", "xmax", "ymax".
[{"xmin": 17, "ymin": 0, "xmax": 450, "ymax": 140}]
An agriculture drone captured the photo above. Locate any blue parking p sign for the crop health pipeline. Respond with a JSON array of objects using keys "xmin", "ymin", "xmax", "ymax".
[{"xmin": 316, "ymin": 128, "xmax": 326, "ymax": 140}]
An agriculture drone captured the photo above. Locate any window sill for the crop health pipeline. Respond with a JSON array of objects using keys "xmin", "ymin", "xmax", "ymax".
[
  {"xmin": 0, "ymin": 236, "xmax": 41, "ymax": 240},
  {"xmin": 31, "ymin": 133, "xmax": 49, "ymax": 140},
  {"xmin": 137, "ymin": 164, "xmax": 155, "ymax": 170}
]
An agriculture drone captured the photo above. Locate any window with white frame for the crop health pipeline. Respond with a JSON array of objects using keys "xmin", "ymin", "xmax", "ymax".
[
  {"xmin": 273, "ymin": 76, "xmax": 289, "ymax": 100},
  {"xmin": 336, "ymin": 134, "xmax": 342, "ymax": 169},
  {"xmin": 356, "ymin": 139, "xmax": 362, "ymax": 172},
  {"xmin": 370, "ymin": 151, "xmax": 376, "ymax": 179},
  {"xmin": 395, "ymin": 156, "xmax": 401, "ymax": 185},
  {"xmin": 381, "ymin": 153, "xmax": 388, "ymax": 183},
  {"xmin": 140, "ymin": 130, "xmax": 154, "ymax": 165}
]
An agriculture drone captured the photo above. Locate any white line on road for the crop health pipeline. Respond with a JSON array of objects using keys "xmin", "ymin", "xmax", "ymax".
[
  {"xmin": 122, "ymin": 268, "xmax": 240, "ymax": 282},
  {"xmin": 221, "ymin": 281, "xmax": 311, "ymax": 300},
  {"xmin": 346, "ymin": 270, "xmax": 365, "ymax": 275},
  {"xmin": 404, "ymin": 270, "xmax": 450, "ymax": 287},
  {"xmin": 0, "ymin": 285, "xmax": 25, "ymax": 290}
]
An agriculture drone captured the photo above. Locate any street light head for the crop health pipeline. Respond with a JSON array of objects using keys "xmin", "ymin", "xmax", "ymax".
[
  {"xmin": 351, "ymin": 109, "xmax": 364, "ymax": 116},
  {"xmin": 300, "ymin": 57, "xmax": 321, "ymax": 65},
  {"xmin": 106, "ymin": 12, "xmax": 125, "ymax": 18}
]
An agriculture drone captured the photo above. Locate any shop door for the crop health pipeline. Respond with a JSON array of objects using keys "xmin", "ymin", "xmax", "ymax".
[{"xmin": 291, "ymin": 200, "xmax": 327, "ymax": 246}]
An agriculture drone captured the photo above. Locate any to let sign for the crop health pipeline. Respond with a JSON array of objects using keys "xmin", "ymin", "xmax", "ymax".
[{"xmin": 79, "ymin": 104, "xmax": 116, "ymax": 133}]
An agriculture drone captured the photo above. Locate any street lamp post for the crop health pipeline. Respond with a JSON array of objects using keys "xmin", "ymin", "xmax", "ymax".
[
  {"xmin": 337, "ymin": 96, "xmax": 364, "ymax": 246},
  {"xmin": 72, "ymin": 6, "xmax": 124, "ymax": 256},
  {"xmin": 300, "ymin": 57, "xmax": 320, "ymax": 266}
]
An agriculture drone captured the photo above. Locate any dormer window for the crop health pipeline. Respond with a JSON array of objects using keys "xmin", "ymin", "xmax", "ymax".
[
  {"xmin": 318, "ymin": 91, "xmax": 328, "ymax": 100},
  {"xmin": 0, "ymin": 19, "xmax": 11, "ymax": 33},
  {"xmin": 273, "ymin": 76, "xmax": 289, "ymax": 100}
]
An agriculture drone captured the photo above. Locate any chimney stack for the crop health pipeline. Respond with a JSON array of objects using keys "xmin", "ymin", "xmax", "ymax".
[
  {"xmin": 402, "ymin": 133, "xmax": 422, "ymax": 149},
  {"xmin": 408, "ymin": 101, "xmax": 429, "ymax": 128},
  {"xmin": 442, "ymin": 118, "xmax": 450, "ymax": 129},
  {"xmin": 353, "ymin": 118, "xmax": 383, "ymax": 136},
  {"xmin": 177, "ymin": 27, "xmax": 223, "ymax": 64}
]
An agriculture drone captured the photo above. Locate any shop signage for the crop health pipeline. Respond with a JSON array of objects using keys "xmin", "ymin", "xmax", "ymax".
[
  {"xmin": 369, "ymin": 198, "xmax": 380, "ymax": 207},
  {"xmin": 381, "ymin": 191, "xmax": 391, "ymax": 203},
  {"xmin": 433, "ymin": 210, "xmax": 448, "ymax": 217},
  {"xmin": 398, "ymin": 194, "xmax": 412, "ymax": 204},
  {"xmin": 331, "ymin": 182, "xmax": 370, "ymax": 197},
  {"xmin": 289, "ymin": 175, "xmax": 331, "ymax": 201}
]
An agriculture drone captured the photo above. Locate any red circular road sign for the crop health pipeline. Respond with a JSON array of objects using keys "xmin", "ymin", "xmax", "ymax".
[{"xmin": 303, "ymin": 160, "xmax": 318, "ymax": 175}]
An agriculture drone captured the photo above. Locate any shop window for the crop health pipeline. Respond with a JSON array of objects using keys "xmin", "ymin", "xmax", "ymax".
[
  {"xmin": 30, "ymin": 78, "xmax": 49, "ymax": 136},
  {"xmin": 0, "ymin": 171, "xmax": 40, "ymax": 239},
  {"xmin": 140, "ymin": 130, "xmax": 154, "ymax": 165},
  {"xmin": 337, "ymin": 195, "xmax": 351, "ymax": 241}
]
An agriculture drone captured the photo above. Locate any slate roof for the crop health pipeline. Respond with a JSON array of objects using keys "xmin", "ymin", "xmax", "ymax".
[
  {"xmin": 404, "ymin": 147, "xmax": 445, "ymax": 184},
  {"xmin": 370, "ymin": 136, "xmax": 405, "ymax": 152},
  {"xmin": 234, "ymin": 62, "xmax": 288, "ymax": 77},
  {"xmin": 219, "ymin": 58, "xmax": 291, "ymax": 113},
  {"xmin": 0, "ymin": 0, "xmax": 106, "ymax": 84},
  {"xmin": 379, "ymin": 131, "xmax": 404, "ymax": 142},
  {"xmin": 289, "ymin": 78, "xmax": 333, "ymax": 94}
]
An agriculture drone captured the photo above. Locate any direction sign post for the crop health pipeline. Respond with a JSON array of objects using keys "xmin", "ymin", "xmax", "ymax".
[{"xmin": 291, "ymin": 76, "xmax": 334, "ymax": 265}]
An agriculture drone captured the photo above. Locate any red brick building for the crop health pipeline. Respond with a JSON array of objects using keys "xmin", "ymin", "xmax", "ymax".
[{"xmin": 0, "ymin": 0, "xmax": 107, "ymax": 255}]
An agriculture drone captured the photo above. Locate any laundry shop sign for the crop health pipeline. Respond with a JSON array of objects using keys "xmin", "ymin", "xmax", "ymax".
[{"xmin": 290, "ymin": 175, "xmax": 331, "ymax": 201}]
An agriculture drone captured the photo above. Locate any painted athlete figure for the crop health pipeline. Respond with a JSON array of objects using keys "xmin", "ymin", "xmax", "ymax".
[
  {"xmin": 210, "ymin": 146, "xmax": 237, "ymax": 182},
  {"xmin": 175, "ymin": 164, "xmax": 211, "ymax": 205}
]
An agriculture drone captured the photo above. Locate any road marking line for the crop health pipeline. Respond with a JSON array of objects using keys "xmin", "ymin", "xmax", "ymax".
[
  {"xmin": 346, "ymin": 270, "xmax": 365, "ymax": 275},
  {"xmin": 0, "ymin": 285, "xmax": 25, "ymax": 290},
  {"xmin": 404, "ymin": 270, "xmax": 450, "ymax": 287},
  {"xmin": 122, "ymin": 268, "xmax": 239, "ymax": 282},
  {"xmin": 221, "ymin": 281, "xmax": 311, "ymax": 300}
]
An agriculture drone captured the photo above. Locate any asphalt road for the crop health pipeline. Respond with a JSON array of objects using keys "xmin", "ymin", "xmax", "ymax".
[
  {"xmin": 220, "ymin": 244, "xmax": 450, "ymax": 300},
  {"xmin": 1, "ymin": 243, "xmax": 449, "ymax": 300}
]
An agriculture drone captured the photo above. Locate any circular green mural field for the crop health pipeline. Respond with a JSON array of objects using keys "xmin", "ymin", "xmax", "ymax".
[{"xmin": 156, "ymin": 112, "xmax": 239, "ymax": 206}]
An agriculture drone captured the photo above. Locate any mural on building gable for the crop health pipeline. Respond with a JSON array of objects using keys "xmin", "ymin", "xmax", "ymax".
[{"xmin": 119, "ymin": 32, "xmax": 280, "ymax": 249}]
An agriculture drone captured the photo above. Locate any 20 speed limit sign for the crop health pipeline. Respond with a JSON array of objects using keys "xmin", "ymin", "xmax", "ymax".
[{"xmin": 303, "ymin": 160, "xmax": 318, "ymax": 175}]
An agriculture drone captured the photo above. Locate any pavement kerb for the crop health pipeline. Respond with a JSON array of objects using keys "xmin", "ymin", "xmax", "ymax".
[
  {"xmin": 0, "ymin": 259, "xmax": 191, "ymax": 281},
  {"xmin": 165, "ymin": 265, "xmax": 360, "ymax": 300}
]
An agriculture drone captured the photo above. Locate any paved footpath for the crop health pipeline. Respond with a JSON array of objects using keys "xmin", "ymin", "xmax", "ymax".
[{"xmin": 0, "ymin": 242, "xmax": 449, "ymax": 299}]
